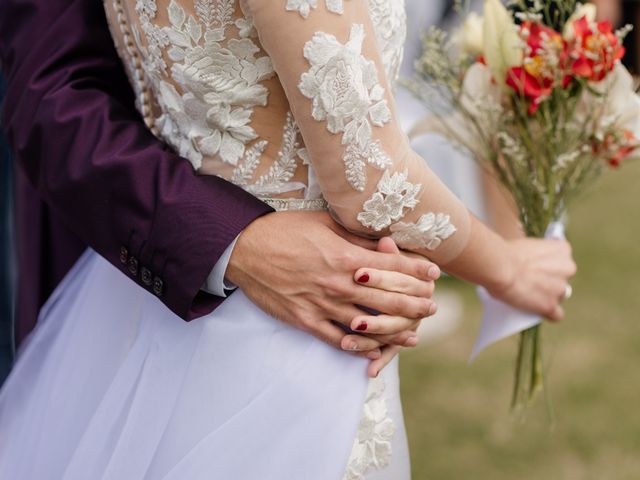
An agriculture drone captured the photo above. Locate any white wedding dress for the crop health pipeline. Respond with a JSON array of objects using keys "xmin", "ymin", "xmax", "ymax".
[{"xmin": 0, "ymin": 0, "xmax": 476, "ymax": 478}]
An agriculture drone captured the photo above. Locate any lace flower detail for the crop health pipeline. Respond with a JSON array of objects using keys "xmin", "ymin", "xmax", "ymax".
[
  {"xmin": 286, "ymin": 0, "xmax": 348, "ymax": 18},
  {"xmin": 343, "ymin": 377, "xmax": 395, "ymax": 480},
  {"xmin": 135, "ymin": 0, "xmax": 158, "ymax": 18},
  {"xmin": 390, "ymin": 213, "xmax": 457, "ymax": 250},
  {"xmin": 357, "ymin": 170, "xmax": 421, "ymax": 231},
  {"xmin": 154, "ymin": 1, "xmax": 274, "ymax": 167},
  {"xmin": 299, "ymin": 24, "xmax": 392, "ymax": 191}
]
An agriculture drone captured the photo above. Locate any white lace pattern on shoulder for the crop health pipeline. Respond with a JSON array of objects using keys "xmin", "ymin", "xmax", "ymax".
[
  {"xmin": 343, "ymin": 376, "xmax": 395, "ymax": 480},
  {"xmin": 298, "ymin": 24, "xmax": 393, "ymax": 192}
]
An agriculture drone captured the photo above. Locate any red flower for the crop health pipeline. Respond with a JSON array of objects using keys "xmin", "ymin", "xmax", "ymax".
[
  {"xmin": 594, "ymin": 130, "xmax": 638, "ymax": 168},
  {"xmin": 607, "ymin": 130, "xmax": 638, "ymax": 168},
  {"xmin": 570, "ymin": 17, "xmax": 625, "ymax": 82},
  {"xmin": 505, "ymin": 22, "xmax": 569, "ymax": 114},
  {"xmin": 506, "ymin": 67, "xmax": 552, "ymax": 114}
]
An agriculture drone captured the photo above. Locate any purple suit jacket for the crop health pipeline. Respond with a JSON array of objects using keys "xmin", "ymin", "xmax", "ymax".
[{"xmin": 0, "ymin": 0, "xmax": 273, "ymax": 347}]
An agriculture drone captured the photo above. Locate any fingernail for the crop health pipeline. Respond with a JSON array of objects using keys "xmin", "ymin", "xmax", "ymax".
[
  {"xmin": 357, "ymin": 273, "xmax": 370, "ymax": 283},
  {"xmin": 350, "ymin": 342, "xmax": 359, "ymax": 351},
  {"xmin": 355, "ymin": 321, "xmax": 368, "ymax": 331},
  {"xmin": 428, "ymin": 303, "xmax": 438, "ymax": 315},
  {"xmin": 428, "ymin": 266, "xmax": 440, "ymax": 279},
  {"xmin": 405, "ymin": 336, "xmax": 418, "ymax": 347}
]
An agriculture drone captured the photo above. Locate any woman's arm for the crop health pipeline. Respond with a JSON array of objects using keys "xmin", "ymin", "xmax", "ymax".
[{"xmin": 242, "ymin": 0, "xmax": 575, "ymax": 318}]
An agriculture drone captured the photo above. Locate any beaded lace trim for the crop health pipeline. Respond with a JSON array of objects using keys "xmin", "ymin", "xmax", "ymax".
[{"xmin": 261, "ymin": 197, "xmax": 328, "ymax": 212}]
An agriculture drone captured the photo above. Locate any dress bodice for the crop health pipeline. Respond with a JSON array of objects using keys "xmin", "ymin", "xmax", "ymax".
[
  {"xmin": 105, "ymin": 0, "xmax": 471, "ymax": 264},
  {"xmin": 105, "ymin": 0, "xmax": 406, "ymax": 203}
]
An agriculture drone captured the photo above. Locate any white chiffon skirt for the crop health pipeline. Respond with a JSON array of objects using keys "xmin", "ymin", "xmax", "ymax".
[{"xmin": 0, "ymin": 250, "xmax": 410, "ymax": 479}]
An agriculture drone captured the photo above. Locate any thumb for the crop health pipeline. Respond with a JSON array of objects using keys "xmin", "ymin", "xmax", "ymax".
[{"xmin": 377, "ymin": 236, "xmax": 400, "ymax": 254}]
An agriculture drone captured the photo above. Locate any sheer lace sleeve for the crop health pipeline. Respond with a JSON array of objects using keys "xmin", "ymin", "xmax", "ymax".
[{"xmin": 240, "ymin": 0, "xmax": 471, "ymax": 263}]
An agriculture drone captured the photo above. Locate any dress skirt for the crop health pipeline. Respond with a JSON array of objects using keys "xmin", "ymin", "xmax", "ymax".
[{"xmin": 0, "ymin": 249, "xmax": 410, "ymax": 479}]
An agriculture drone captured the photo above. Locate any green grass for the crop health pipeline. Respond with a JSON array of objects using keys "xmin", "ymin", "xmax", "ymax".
[{"xmin": 400, "ymin": 161, "xmax": 640, "ymax": 480}]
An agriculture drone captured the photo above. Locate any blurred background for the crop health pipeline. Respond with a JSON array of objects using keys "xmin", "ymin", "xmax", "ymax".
[
  {"xmin": 0, "ymin": 1, "xmax": 639, "ymax": 478},
  {"xmin": 397, "ymin": 1, "xmax": 640, "ymax": 479}
]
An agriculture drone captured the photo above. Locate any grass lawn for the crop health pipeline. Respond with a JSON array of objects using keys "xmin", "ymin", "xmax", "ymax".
[{"xmin": 400, "ymin": 161, "xmax": 640, "ymax": 480}]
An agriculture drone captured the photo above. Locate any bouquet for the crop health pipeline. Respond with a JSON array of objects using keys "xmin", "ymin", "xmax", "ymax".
[{"xmin": 406, "ymin": 0, "xmax": 640, "ymax": 410}]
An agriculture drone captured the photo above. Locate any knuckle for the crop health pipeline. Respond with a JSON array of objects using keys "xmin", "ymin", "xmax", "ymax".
[
  {"xmin": 322, "ymin": 278, "xmax": 353, "ymax": 299},
  {"xmin": 415, "ymin": 260, "xmax": 430, "ymax": 279},
  {"xmin": 388, "ymin": 334, "xmax": 406, "ymax": 346},
  {"xmin": 315, "ymin": 274, "xmax": 334, "ymax": 291},
  {"xmin": 417, "ymin": 299, "xmax": 431, "ymax": 318},
  {"xmin": 389, "ymin": 295, "xmax": 405, "ymax": 315},
  {"xmin": 406, "ymin": 301, "xmax": 423, "ymax": 319},
  {"xmin": 336, "ymin": 250, "xmax": 358, "ymax": 269},
  {"xmin": 299, "ymin": 313, "xmax": 318, "ymax": 332},
  {"xmin": 422, "ymin": 281, "xmax": 435, "ymax": 298}
]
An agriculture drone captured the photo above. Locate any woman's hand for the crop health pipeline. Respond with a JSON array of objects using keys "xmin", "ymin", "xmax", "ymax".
[
  {"xmin": 340, "ymin": 237, "xmax": 438, "ymax": 377},
  {"xmin": 488, "ymin": 237, "xmax": 577, "ymax": 321}
]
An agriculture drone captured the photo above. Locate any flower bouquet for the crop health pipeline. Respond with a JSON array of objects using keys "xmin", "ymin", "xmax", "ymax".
[{"xmin": 406, "ymin": 0, "xmax": 640, "ymax": 410}]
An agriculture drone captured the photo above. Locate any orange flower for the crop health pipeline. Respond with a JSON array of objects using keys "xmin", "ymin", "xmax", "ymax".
[
  {"xmin": 570, "ymin": 17, "xmax": 625, "ymax": 82},
  {"xmin": 595, "ymin": 130, "xmax": 638, "ymax": 168},
  {"xmin": 505, "ymin": 22, "xmax": 569, "ymax": 114},
  {"xmin": 608, "ymin": 130, "xmax": 638, "ymax": 168}
]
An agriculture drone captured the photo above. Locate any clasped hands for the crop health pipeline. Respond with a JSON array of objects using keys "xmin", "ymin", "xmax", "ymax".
[{"xmin": 226, "ymin": 211, "xmax": 440, "ymax": 378}]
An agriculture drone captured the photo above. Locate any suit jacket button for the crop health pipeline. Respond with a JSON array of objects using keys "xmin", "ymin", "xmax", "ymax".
[
  {"xmin": 128, "ymin": 256, "xmax": 139, "ymax": 276},
  {"xmin": 120, "ymin": 247, "xmax": 128, "ymax": 264},
  {"xmin": 141, "ymin": 267, "xmax": 153, "ymax": 286},
  {"xmin": 153, "ymin": 276, "xmax": 164, "ymax": 297}
]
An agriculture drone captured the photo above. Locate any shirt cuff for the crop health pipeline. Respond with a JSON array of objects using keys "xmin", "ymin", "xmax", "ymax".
[{"xmin": 202, "ymin": 234, "xmax": 240, "ymax": 297}]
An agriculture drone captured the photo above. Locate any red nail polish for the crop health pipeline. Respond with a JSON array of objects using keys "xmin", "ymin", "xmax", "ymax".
[
  {"xmin": 357, "ymin": 273, "xmax": 370, "ymax": 283},
  {"xmin": 356, "ymin": 321, "xmax": 368, "ymax": 331}
]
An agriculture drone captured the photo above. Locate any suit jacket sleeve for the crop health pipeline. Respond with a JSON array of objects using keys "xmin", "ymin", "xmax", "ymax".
[{"xmin": 0, "ymin": 0, "xmax": 273, "ymax": 320}]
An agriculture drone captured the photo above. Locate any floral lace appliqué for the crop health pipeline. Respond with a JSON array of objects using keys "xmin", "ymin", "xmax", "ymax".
[
  {"xmin": 357, "ymin": 170, "xmax": 421, "ymax": 231},
  {"xmin": 299, "ymin": 24, "xmax": 393, "ymax": 192},
  {"xmin": 135, "ymin": 0, "xmax": 158, "ymax": 17},
  {"xmin": 241, "ymin": 112, "xmax": 306, "ymax": 196},
  {"xmin": 286, "ymin": 0, "xmax": 348, "ymax": 18},
  {"xmin": 132, "ymin": 0, "xmax": 274, "ymax": 169},
  {"xmin": 343, "ymin": 376, "xmax": 395, "ymax": 480},
  {"xmin": 390, "ymin": 213, "xmax": 457, "ymax": 250}
]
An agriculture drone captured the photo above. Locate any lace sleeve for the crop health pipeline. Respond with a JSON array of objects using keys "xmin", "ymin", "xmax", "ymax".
[{"xmin": 241, "ymin": 0, "xmax": 471, "ymax": 263}]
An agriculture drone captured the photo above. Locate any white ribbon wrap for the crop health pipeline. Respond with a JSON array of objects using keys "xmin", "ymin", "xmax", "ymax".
[{"xmin": 470, "ymin": 222, "xmax": 566, "ymax": 362}]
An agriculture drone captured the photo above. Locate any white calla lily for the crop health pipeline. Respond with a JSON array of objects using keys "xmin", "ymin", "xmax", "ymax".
[
  {"xmin": 458, "ymin": 12, "xmax": 484, "ymax": 56},
  {"xmin": 599, "ymin": 64, "xmax": 640, "ymax": 137}
]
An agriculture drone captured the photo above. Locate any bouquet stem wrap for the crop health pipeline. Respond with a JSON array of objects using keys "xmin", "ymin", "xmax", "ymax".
[{"xmin": 472, "ymin": 222, "xmax": 565, "ymax": 409}]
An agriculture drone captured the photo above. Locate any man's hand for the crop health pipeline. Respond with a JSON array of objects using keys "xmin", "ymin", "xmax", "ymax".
[{"xmin": 226, "ymin": 211, "xmax": 439, "ymax": 360}]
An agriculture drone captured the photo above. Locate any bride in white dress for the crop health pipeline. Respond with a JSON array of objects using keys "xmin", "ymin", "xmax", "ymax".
[{"xmin": 0, "ymin": 1, "xmax": 576, "ymax": 478}]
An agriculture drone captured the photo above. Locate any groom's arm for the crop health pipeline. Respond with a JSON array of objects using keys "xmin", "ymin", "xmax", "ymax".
[{"xmin": 0, "ymin": 0, "xmax": 273, "ymax": 320}]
